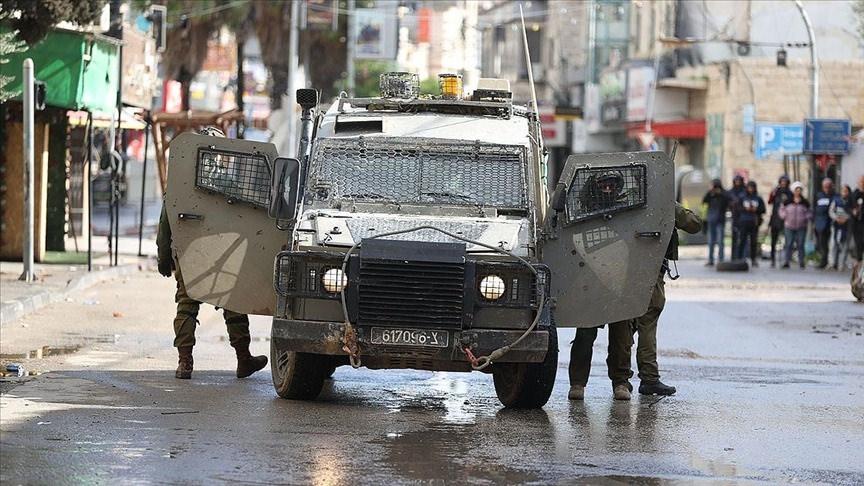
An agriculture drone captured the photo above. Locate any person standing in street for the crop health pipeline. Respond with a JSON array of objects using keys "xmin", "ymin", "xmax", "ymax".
[
  {"xmin": 830, "ymin": 184, "xmax": 853, "ymax": 270},
  {"xmin": 702, "ymin": 178, "xmax": 729, "ymax": 266},
  {"xmin": 779, "ymin": 182, "xmax": 811, "ymax": 269},
  {"xmin": 767, "ymin": 175, "xmax": 792, "ymax": 267},
  {"xmin": 568, "ymin": 171, "xmax": 635, "ymax": 401},
  {"xmin": 814, "ymin": 178, "xmax": 840, "ymax": 269},
  {"xmin": 156, "ymin": 127, "xmax": 268, "ymax": 381},
  {"xmin": 623, "ymin": 202, "xmax": 703, "ymax": 398},
  {"xmin": 851, "ymin": 175, "xmax": 864, "ymax": 262},
  {"xmin": 728, "ymin": 175, "xmax": 747, "ymax": 260},
  {"xmin": 157, "ymin": 203, "xmax": 268, "ymax": 380},
  {"xmin": 736, "ymin": 181, "xmax": 766, "ymax": 267}
]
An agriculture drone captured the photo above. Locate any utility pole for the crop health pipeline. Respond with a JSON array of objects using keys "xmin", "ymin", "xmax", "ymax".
[
  {"xmin": 346, "ymin": 0, "xmax": 356, "ymax": 96},
  {"xmin": 794, "ymin": 0, "xmax": 818, "ymax": 118},
  {"xmin": 19, "ymin": 58, "xmax": 35, "ymax": 282},
  {"xmin": 286, "ymin": 0, "xmax": 300, "ymax": 157}
]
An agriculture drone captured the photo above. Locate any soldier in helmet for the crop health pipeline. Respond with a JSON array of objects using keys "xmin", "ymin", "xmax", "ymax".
[
  {"xmin": 568, "ymin": 171, "xmax": 634, "ymax": 401},
  {"xmin": 157, "ymin": 127, "xmax": 268, "ymax": 380}
]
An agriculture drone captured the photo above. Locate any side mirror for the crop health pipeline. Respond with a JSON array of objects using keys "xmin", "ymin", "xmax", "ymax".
[
  {"xmin": 550, "ymin": 183, "xmax": 567, "ymax": 212},
  {"xmin": 269, "ymin": 157, "xmax": 301, "ymax": 222}
]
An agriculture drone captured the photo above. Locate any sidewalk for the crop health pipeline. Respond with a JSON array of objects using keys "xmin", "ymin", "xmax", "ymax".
[{"xmin": 1, "ymin": 236, "xmax": 156, "ymax": 326}]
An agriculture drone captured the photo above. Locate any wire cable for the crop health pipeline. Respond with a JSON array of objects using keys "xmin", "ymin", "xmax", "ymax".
[{"xmin": 337, "ymin": 225, "xmax": 546, "ymax": 371}]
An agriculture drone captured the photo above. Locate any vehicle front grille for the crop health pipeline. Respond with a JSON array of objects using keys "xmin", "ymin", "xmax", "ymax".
[{"xmin": 358, "ymin": 259, "xmax": 465, "ymax": 329}]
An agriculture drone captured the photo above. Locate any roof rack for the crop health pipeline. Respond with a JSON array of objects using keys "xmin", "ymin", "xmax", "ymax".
[{"xmin": 337, "ymin": 96, "xmax": 514, "ymax": 119}]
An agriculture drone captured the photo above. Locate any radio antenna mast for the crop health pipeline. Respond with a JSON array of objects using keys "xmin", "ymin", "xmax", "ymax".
[{"xmin": 519, "ymin": 4, "xmax": 539, "ymax": 116}]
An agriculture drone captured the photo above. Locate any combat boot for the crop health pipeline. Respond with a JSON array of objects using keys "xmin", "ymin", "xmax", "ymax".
[
  {"xmin": 175, "ymin": 346, "xmax": 193, "ymax": 379},
  {"xmin": 234, "ymin": 343, "xmax": 268, "ymax": 379},
  {"xmin": 639, "ymin": 380, "xmax": 677, "ymax": 396},
  {"xmin": 568, "ymin": 385, "xmax": 585, "ymax": 401},
  {"xmin": 612, "ymin": 384, "xmax": 631, "ymax": 401}
]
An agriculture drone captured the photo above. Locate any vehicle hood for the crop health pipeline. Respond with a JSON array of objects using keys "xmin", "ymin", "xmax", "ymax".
[{"xmin": 302, "ymin": 211, "xmax": 530, "ymax": 254}]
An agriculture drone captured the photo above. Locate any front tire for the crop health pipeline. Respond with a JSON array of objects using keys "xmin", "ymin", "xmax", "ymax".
[
  {"xmin": 270, "ymin": 339, "xmax": 329, "ymax": 400},
  {"xmin": 492, "ymin": 325, "xmax": 558, "ymax": 409}
]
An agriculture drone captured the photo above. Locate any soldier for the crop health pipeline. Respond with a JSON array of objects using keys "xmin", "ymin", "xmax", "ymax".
[
  {"xmin": 568, "ymin": 172, "xmax": 635, "ymax": 401},
  {"xmin": 157, "ymin": 128, "xmax": 268, "ymax": 380},
  {"xmin": 623, "ymin": 202, "xmax": 703, "ymax": 397}
]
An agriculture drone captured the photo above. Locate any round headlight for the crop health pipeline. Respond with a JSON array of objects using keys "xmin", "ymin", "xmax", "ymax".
[
  {"xmin": 479, "ymin": 275, "xmax": 506, "ymax": 301},
  {"xmin": 322, "ymin": 268, "xmax": 347, "ymax": 293}
]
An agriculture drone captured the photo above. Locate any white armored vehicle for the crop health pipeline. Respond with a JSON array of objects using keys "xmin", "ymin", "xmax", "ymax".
[{"xmin": 166, "ymin": 74, "xmax": 674, "ymax": 408}]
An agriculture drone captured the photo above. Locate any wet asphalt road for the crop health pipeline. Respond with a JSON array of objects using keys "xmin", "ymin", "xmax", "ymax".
[{"xmin": 1, "ymin": 261, "xmax": 863, "ymax": 484}]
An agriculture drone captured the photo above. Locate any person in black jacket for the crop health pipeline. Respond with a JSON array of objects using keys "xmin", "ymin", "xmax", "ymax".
[
  {"xmin": 767, "ymin": 175, "xmax": 792, "ymax": 267},
  {"xmin": 728, "ymin": 175, "xmax": 747, "ymax": 259},
  {"xmin": 702, "ymin": 179, "xmax": 729, "ymax": 265},
  {"xmin": 851, "ymin": 175, "xmax": 864, "ymax": 262},
  {"xmin": 736, "ymin": 181, "xmax": 766, "ymax": 267}
]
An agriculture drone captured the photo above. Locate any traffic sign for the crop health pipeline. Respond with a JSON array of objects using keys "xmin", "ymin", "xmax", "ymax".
[
  {"xmin": 754, "ymin": 123, "xmax": 803, "ymax": 160},
  {"xmin": 803, "ymin": 118, "xmax": 851, "ymax": 155}
]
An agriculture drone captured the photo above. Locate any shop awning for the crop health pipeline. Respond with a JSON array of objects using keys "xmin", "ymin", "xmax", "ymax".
[{"xmin": 627, "ymin": 119, "xmax": 706, "ymax": 139}]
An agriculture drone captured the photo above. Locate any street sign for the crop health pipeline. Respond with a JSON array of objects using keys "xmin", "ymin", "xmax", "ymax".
[
  {"xmin": 803, "ymin": 118, "xmax": 851, "ymax": 154},
  {"xmin": 754, "ymin": 123, "xmax": 803, "ymax": 160}
]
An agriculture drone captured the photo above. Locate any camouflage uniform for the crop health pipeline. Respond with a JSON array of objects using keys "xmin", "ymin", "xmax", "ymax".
[
  {"xmin": 620, "ymin": 203, "xmax": 702, "ymax": 387},
  {"xmin": 157, "ymin": 202, "xmax": 251, "ymax": 350}
]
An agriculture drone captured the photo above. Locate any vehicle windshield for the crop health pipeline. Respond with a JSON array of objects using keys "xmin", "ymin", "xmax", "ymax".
[{"xmin": 308, "ymin": 137, "xmax": 529, "ymax": 209}]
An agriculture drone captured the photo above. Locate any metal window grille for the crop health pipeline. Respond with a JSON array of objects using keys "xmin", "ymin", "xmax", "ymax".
[
  {"xmin": 195, "ymin": 147, "xmax": 271, "ymax": 209},
  {"xmin": 274, "ymin": 251, "xmax": 343, "ymax": 300},
  {"xmin": 309, "ymin": 137, "xmax": 528, "ymax": 209},
  {"xmin": 565, "ymin": 164, "xmax": 647, "ymax": 224},
  {"xmin": 475, "ymin": 262, "xmax": 547, "ymax": 309}
]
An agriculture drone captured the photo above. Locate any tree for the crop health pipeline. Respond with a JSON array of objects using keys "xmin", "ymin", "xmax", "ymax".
[
  {"xmin": 252, "ymin": 0, "xmax": 349, "ymax": 109},
  {"xmin": 0, "ymin": 0, "xmax": 106, "ymax": 45},
  {"xmin": 854, "ymin": 0, "xmax": 864, "ymax": 42},
  {"xmin": 0, "ymin": 12, "xmax": 27, "ymax": 103}
]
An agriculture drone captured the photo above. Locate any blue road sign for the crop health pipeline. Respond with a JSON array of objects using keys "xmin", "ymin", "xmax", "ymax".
[
  {"xmin": 754, "ymin": 123, "xmax": 803, "ymax": 160},
  {"xmin": 803, "ymin": 118, "xmax": 851, "ymax": 154}
]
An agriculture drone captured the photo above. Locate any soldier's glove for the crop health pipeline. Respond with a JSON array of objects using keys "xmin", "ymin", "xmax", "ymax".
[{"xmin": 157, "ymin": 260, "xmax": 173, "ymax": 278}]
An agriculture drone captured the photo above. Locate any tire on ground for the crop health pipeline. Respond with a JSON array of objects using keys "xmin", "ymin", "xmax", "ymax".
[
  {"xmin": 270, "ymin": 339, "xmax": 329, "ymax": 400},
  {"xmin": 716, "ymin": 260, "xmax": 749, "ymax": 272},
  {"xmin": 492, "ymin": 325, "xmax": 558, "ymax": 409}
]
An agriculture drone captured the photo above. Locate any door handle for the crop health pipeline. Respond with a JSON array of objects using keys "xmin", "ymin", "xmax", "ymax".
[
  {"xmin": 635, "ymin": 231, "xmax": 660, "ymax": 239},
  {"xmin": 178, "ymin": 213, "xmax": 203, "ymax": 221}
]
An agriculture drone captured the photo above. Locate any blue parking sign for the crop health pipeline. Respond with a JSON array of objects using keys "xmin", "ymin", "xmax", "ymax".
[
  {"xmin": 754, "ymin": 123, "xmax": 803, "ymax": 160},
  {"xmin": 803, "ymin": 119, "xmax": 851, "ymax": 154}
]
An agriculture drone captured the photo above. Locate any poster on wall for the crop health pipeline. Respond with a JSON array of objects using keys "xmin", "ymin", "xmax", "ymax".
[
  {"xmin": 626, "ymin": 66, "xmax": 654, "ymax": 122},
  {"xmin": 354, "ymin": 7, "xmax": 397, "ymax": 60},
  {"xmin": 706, "ymin": 113, "xmax": 724, "ymax": 179}
]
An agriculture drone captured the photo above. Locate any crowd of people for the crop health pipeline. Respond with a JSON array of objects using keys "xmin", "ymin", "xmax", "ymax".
[{"xmin": 702, "ymin": 174, "xmax": 864, "ymax": 270}]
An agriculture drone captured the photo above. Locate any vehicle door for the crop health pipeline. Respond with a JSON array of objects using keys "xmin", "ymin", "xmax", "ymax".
[
  {"xmin": 542, "ymin": 151, "xmax": 674, "ymax": 327},
  {"xmin": 165, "ymin": 133, "xmax": 284, "ymax": 315}
]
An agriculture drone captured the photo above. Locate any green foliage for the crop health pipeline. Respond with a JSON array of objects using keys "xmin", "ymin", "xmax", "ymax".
[
  {"xmin": 0, "ymin": 12, "xmax": 28, "ymax": 102},
  {"xmin": 0, "ymin": 0, "xmax": 106, "ymax": 45},
  {"xmin": 354, "ymin": 60, "xmax": 396, "ymax": 98},
  {"xmin": 854, "ymin": 0, "xmax": 864, "ymax": 42},
  {"xmin": 419, "ymin": 77, "xmax": 440, "ymax": 97}
]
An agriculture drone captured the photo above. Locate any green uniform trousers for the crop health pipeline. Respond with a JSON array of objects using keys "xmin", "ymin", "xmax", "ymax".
[
  {"xmin": 173, "ymin": 266, "xmax": 251, "ymax": 349},
  {"xmin": 568, "ymin": 321, "xmax": 633, "ymax": 389},
  {"xmin": 629, "ymin": 274, "xmax": 666, "ymax": 383}
]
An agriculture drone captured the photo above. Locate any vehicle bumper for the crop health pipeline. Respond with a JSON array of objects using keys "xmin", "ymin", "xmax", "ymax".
[{"xmin": 271, "ymin": 319, "xmax": 550, "ymax": 364}]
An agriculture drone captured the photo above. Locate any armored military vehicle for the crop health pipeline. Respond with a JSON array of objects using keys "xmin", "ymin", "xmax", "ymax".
[{"xmin": 165, "ymin": 75, "xmax": 674, "ymax": 408}]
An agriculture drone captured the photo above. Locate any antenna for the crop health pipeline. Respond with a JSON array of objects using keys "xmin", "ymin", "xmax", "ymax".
[{"xmin": 519, "ymin": 4, "xmax": 539, "ymax": 116}]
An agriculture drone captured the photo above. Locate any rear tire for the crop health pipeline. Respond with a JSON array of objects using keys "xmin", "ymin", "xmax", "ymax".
[
  {"xmin": 492, "ymin": 325, "xmax": 558, "ymax": 409},
  {"xmin": 270, "ymin": 339, "xmax": 329, "ymax": 400}
]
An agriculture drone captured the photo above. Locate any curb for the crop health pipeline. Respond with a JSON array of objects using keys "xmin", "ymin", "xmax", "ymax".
[{"xmin": 0, "ymin": 261, "xmax": 153, "ymax": 326}]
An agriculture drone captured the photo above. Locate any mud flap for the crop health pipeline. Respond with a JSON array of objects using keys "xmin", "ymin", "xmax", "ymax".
[
  {"xmin": 542, "ymin": 151, "xmax": 674, "ymax": 328},
  {"xmin": 166, "ymin": 133, "xmax": 284, "ymax": 315}
]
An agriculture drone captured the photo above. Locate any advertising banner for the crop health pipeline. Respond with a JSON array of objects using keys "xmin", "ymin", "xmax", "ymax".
[{"xmin": 354, "ymin": 7, "xmax": 398, "ymax": 60}]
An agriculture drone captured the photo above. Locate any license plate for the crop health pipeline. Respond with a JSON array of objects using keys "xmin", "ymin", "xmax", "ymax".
[{"xmin": 370, "ymin": 328, "xmax": 449, "ymax": 348}]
